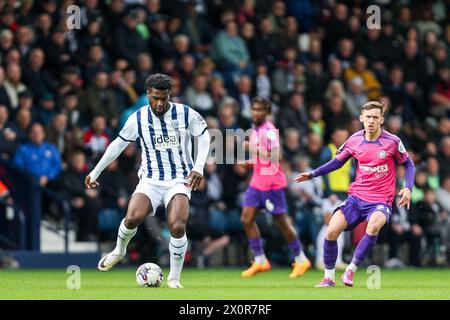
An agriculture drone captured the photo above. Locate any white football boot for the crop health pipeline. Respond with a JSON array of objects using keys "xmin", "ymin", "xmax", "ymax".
[{"xmin": 97, "ymin": 250, "xmax": 124, "ymax": 271}]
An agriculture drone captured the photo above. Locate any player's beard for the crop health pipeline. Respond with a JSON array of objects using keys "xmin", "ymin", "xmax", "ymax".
[{"xmin": 152, "ymin": 103, "xmax": 169, "ymax": 117}]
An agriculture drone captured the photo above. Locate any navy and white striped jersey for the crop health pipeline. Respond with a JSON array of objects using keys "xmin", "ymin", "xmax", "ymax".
[{"xmin": 118, "ymin": 102, "xmax": 208, "ymax": 182}]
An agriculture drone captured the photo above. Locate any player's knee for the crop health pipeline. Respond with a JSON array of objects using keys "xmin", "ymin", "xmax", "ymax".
[
  {"xmin": 366, "ymin": 223, "xmax": 381, "ymax": 235},
  {"xmin": 240, "ymin": 215, "xmax": 253, "ymax": 228},
  {"xmin": 169, "ymin": 220, "xmax": 186, "ymax": 237},
  {"xmin": 124, "ymin": 214, "xmax": 143, "ymax": 229},
  {"xmin": 325, "ymin": 228, "xmax": 341, "ymax": 241}
]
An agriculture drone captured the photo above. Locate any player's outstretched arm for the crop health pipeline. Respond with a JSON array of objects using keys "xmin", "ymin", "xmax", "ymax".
[
  {"xmin": 294, "ymin": 158, "xmax": 347, "ymax": 183},
  {"xmin": 84, "ymin": 137, "xmax": 130, "ymax": 188},
  {"xmin": 294, "ymin": 172, "xmax": 313, "ymax": 183}
]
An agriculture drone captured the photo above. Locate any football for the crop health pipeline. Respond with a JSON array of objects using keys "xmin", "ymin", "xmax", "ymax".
[{"xmin": 136, "ymin": 263, "xmax": 163, "ymax": 287}]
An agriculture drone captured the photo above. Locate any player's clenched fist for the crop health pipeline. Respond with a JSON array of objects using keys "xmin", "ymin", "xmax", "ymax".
[{"xmin": 84, "ymin": 175, "xmax": 99, "ymax": 189}]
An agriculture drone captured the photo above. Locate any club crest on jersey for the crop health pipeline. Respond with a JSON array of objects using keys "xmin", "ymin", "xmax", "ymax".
[
  {"xmin": 377, "ymin": 150, "xmax": 387, "ymax": 159},
  {"xmin": 153, "ymin": 135, "xmax": 180, "ymax": 149},
  {"xmin": 171, "ymin": 120, "xmax": 179, "ymax": 128}
]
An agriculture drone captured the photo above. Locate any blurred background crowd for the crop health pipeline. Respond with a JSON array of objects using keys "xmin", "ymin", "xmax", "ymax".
[{"xmin": 0, "ymin": 0, "xmax": 449, "ymax": 269}]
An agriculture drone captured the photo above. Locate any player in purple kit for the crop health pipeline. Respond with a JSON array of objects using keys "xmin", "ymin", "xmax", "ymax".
[
  {"xmin": 295, "ymin": 101, "xmax": 415, "ymax": 287},
  {"xmin": 241, "ymin": 97, "xmax": 311, "ymax": 278}
]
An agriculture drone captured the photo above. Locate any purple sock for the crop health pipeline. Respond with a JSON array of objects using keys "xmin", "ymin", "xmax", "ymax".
[
  {"xmin": 288, "ymin": 239, "xmax": 301, "ymax": 257},
  {"xmin": 248, "ymin": 238, "xmax": 264, "ymax": 256},
  {"xmin": 352, "ymin": 233, "xmax": 378, "ymax": 266},
  {"xmin": 324, "ymin": 239, "xmax": 338, "ymax": 269}
]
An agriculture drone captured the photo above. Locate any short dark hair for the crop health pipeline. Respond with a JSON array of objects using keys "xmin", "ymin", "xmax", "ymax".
[
  {"xmin": 145, "ymin": 73, "xmax": 173, "ymax": 91},
  {"xmin": 251, "ymin": 96, "xmax": 272, "ymax": 113}
]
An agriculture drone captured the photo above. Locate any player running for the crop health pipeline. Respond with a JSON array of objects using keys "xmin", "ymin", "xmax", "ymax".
[
  {"xmin": 241, "ymin": 97, "xmax": 311, "ymax": 278},
  {"xmin": 295, "ymin": 101, "xmax": 415, "ymax": 287},
  {"xmin": 84, "ymin": 74, "xmax": 210, "ymax": 288}
]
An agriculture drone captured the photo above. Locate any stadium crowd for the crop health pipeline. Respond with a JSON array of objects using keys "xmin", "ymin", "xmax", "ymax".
[{"xmin": 0, "ymin": 0, "xmax": 449, "ymax": 269}]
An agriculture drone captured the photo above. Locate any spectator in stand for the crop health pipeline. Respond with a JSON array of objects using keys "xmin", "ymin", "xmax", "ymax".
[
  {"xmin": 46, "ymin": 112, "xmax": 81, "ymax": 165},
  {"xmin": 83, "ymin": 115, "xmax": 110, "ymax": 161},
  {"xmin": 184, "ymin": 73, "xmax": 214, "ymax": 117},
  {"xmin": 212, "ymin": 20, "xmax": 252, "ymax": 88},
  {"xmin": 52, "ymin": 151, "xmax": 100, "ymax": 241},
  {"xmin": 2, "ymin": 63, "xmax": 27, "ymax": 112},
  {"xmin": 430, "ymin": 62, "xmax": 450, "ymax": 117},
  {"xmin": 22, "ymin": 48, "xmax": 56, "ymax": 102},
  {"xmin": 0, "ymin": 104, "xmax": 18, "ymax": 160},
  {"xmin": 307, "ymin": 102, "xmax": 326, "ymax": 138},
  {"xmin": 410, "ymin": 187, "xmax": 446, "ymax": 266},
  {"xmin": 10, "ymin": 108, "xmax": 32, "ymax": 144},
  {"xmin": 83, "ymin": 70, "xmax": 119, "ymax": 129},
  {"xmin": 13, "ymin": 122, "xmax": 61, "ymax": 187},
  {"xmin": 113, "ymin": 9, "xmax": 147, "ymax": 67},
  {"xmin": 345, "ymin": 54, "xmax": 382, "ymax": 100},
  {"xmin": 322, "ymin": 127, "xmax": 351, "ymax": 199},
  {"xmin": 277, "ymin": 92, "xmax": 308, "ymax": 136}
]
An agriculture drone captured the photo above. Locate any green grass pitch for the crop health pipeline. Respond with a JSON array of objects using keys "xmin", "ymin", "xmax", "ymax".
[{"xmin": 0, "ymin": 268, "xmax": 449, "ymax": 300}]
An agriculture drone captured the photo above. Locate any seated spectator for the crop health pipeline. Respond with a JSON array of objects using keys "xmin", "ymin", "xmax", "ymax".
[
  {"xmin": 188, "ymin": 163, "xmax": 231, "ymax": 268},
  {"xmin": 307, "ymin": 102, "xmax": 326, "ymax": 138},
  {"xmin": 410, "ymin": 187, "xmax": 447, "ymax": 266},
  {"xmin": 430, "ymin": 63, "xmax": 450, "ymax": 117},
  {"xmin": 83, "ymin": 71, "xmax": 119, "ymax": 129},
  {"xmin": 212, "ymin": 20, "xmax": 252, "ymax": 88},
  {"xmin": 36, "ymin": 92, "xmax": 56, "ymax": 126},
  {"xmin": 52, "ymin": 151, "xmax": 100, "ymax": 241},
  {"xmin": 98, "ymin": 159, "xmax": 130, "ymax": 210},
  {"xmin": 10, "ymin": 108, "xmax": 32, "ymax": 144},
  {"xmin": 13, "ymin": 122, "xmax": 61, "ymax": 187},
  {"xmin": 83, "ymin": 115, "xmax": 110, "ymax": 161},
  {"xmin": 345, "ymin": 77, "xmax": 368, "ymax": 117},
  {"xmin": 344, "ymin": 54, "xmax": 382, "ymax": 100},
  {"xmin": 184, "ymin": 73, "xmax": 214, "ymax": 117},
  {"xmin": 46, "ymin": 112, "xmax": 82, "ymax": 165},
  {"xmin": 2, "ymin": 63, "xmax": 27, "ymax": 112},
  {"xmin": 0, "ymin": 104, "xmax": 18, "ymax": 160},
  {"xmin": 436, "ymin": 176, "xmax": 450, "ymax": 214}
]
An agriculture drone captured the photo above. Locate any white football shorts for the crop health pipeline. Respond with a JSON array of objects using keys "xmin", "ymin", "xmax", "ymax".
[{"xmin": 132, "ymin": 178, "xmax": 191, "ymax": 215}]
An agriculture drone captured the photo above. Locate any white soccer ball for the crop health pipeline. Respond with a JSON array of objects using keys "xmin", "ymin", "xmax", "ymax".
[{"xmin": 136, "ymin": 263, "xmax": 163, "ymax": 287}]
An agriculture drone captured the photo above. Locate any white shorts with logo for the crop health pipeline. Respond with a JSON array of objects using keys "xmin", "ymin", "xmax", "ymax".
[{"xmin": 132, "ymin": 178, "xmax": 191, "ymax": 215}]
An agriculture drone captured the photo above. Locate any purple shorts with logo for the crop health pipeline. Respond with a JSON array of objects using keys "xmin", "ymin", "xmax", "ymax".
[
  {"xmin": 243, "ymin": 186, "xmax": 287, "ymax": 215},
  {"xmin": 334, "ymin": 195, "xmax": 392, "ymax": 231}
]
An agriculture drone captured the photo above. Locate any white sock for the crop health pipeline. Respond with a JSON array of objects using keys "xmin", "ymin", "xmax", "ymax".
[
  {"xmin": 347, "ymin": 262, "xmax": 358, "ymax": 273},
  {"xmin": 255, "ymin": 254, "xmax": 267, "ymax": 265},
  {"xmin": 115, "ymin": 219, "xmax": 137, "ymax": 256},
  {"xmin": 325, "ymin": 268, "xmax": 335, "ymax": 281},
  {"xmin": 295, "ymin": 251, "xmax": 307, "ymax": 263},
  {"xmin": 168, "ymin": 234, "xmax": 188, "ymax": 282}
]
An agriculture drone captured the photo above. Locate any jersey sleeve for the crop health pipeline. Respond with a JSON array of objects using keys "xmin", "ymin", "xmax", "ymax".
[
  {"xmin": 393, "ymin": 138, "xmax": 410, "ymax": 164},
  {"xmin": 335, "ymin": 141, "xmax": 353, "ymax": 162},
  {"xmin": 118, "ymin": 112, "xmax": 138, "ymax": 142},
  {"xmin": 187, "ymin": 109, "xmax": 208, "ymax": 137}
]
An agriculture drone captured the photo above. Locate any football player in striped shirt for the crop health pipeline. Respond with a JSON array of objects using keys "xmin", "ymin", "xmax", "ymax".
[{"xmin": 85, "ymin": 74, "xmax": 210, "ymax": 288}]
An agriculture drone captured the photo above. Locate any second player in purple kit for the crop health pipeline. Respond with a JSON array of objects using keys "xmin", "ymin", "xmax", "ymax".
[{"xmin": 295, "ymin": 101, "xmax": 415, "ymax": 287}]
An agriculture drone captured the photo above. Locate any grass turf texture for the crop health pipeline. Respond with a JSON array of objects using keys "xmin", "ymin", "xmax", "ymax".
[{"xmin": 0, "ymin": 268, "xmax": 448, "ymax": 300}]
